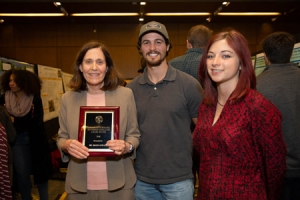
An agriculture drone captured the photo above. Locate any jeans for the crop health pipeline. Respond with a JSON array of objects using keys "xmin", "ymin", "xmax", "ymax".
[
  {"xmin": 279, "ymin": 178, "xmax": 300, "ymax": 200},
  {"xmin": 134, "ymin": 178, "xmax": 194, "ymax": 200},
  {"xmin": 13, "ymin": 131, "xmax": 32, "ymax": 200},
  {"xmin": 12, "ymin": 131, "xmax": 49, "ymax": 200},
  {"xmin": 37, "ymin": 181, "xmax": 49, "ymax": 200}
]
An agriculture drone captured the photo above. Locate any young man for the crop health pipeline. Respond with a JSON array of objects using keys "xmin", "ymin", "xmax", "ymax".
[
  {"xmin": 127, "ymin": 21, "xmax": 203, "ymax": 200},
  {"xmin": 169, "ymin": 24, "xmax": 211, "ymax": 81},
  {"xmin": 256, "ymin": 31, "xmax": 300, "ymax": 200}
]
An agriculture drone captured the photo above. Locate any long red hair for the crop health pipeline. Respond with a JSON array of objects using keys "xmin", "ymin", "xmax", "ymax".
[{"xmin": 198, "ymin": 30, "xmax": 256, "ymax": 105}]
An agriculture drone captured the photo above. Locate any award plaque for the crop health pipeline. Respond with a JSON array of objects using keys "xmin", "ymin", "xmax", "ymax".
[{"xmin": 78, "ymin": 106, "xmax": 120, "ymax": 156}]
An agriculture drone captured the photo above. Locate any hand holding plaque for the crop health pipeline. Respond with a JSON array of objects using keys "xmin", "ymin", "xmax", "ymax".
[{"xmin": 78, "ymin": 106, "xmax": 120, "ymax": 156}]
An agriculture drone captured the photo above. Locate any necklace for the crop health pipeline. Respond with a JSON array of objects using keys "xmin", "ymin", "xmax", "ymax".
[{"xmin": 217, "ymin": 101, "xmax": 224, "ymax": 106}]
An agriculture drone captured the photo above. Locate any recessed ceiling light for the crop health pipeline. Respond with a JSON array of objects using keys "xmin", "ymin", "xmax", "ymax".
[
  {"xmin": 222, "ymin": 2, "xmax": 230, "ymax": 6},
  {"xmin": 146, "ymin": 12, "xmax": 211, "ymax": 16},
  {"xmin": 0, "ymin": 13, "xmax": 65, "ymax": 17},
  {"xmin": 71, "ymin": 13, "xmax": 139, "ymax": 16},
  {"xmin": 54, "ymin": 2, "xmax": 61, "ymax": 7},
  {"xmin": 218, "ymin": 12, "xmax": 281, "ymax": 16}
]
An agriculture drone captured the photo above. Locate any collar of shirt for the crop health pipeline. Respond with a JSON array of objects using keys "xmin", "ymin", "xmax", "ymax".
[{"xmin": 138, "ymin": 63, "xmax": 176, "ymax": 85}]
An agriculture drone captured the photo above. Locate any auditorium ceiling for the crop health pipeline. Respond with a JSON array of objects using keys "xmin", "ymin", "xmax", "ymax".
[{"xmin": 0, "ymin": 1, "xmax": 299, "ymax": 25}]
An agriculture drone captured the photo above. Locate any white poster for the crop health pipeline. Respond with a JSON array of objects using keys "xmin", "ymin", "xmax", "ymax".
[
  {"xmin": 61, "ymin": 71, "xmax": 73, "ymax": 93},
  {"xmin": 291, "ymin": 42, "xmax": 300, "ymax": 66},
  {"xmin": 38, "ymin": 65, "xmax": 64, "ymax": 121},
  {"xmin": 3, "ymin": 63, "xmax": 12, "ymax": 70},
  {"xmin": 255, "ymin": 53, "xmax": 266, "ymax": 76}
]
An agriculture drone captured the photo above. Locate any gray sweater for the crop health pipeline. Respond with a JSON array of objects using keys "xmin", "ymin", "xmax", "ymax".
[{"xmin": 257, "ymin": 62, "xmax": 300, "ymax": 178}]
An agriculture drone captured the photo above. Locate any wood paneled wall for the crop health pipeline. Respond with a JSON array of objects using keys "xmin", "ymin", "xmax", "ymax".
[{"xmin": 0, "ymin": 22, "xmax": 299, "ymax": 79}]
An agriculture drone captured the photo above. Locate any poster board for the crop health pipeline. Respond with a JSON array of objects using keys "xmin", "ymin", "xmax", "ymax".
[
  {"xmin": 38, "ymin": 65, "xmax": 64, "ymax": 121},
  {"xmin": 254, "ymin": 53, "xmax": 266, "ymax": 76},
  {"xmin": 61, "ymin": 71, "xmax": 73, "ymax": 93},
  {"xmin": 291, "ymin": 42, "xmax": 300, "ymax": 67},
  {"xmin": 0, "ymin": 57, "xmax": 35, "ymax": 72}
]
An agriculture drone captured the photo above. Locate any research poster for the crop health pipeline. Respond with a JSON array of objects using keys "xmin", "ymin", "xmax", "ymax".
[
  {"xmin": 38, "ymin": 65, "xmax": 64, "ymax": 121},
  {"xmin": 61, "ymin": 71, "xmax": 73, "ymax": 93},
  {"xmin": 291, "ymin": 42, "xmax": 300, "ymax": 66},
  {"xmin": 255, "ymin": 53, "xmax": 266, "ymax": 76}
]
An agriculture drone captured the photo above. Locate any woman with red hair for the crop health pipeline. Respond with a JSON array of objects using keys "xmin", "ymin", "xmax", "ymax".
[{"xmin": 193, "ymin": 30, "xmax": 286, "ymax": 199}]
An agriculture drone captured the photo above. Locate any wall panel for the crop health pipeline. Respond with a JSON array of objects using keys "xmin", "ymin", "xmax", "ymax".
[
  {"xmin": 168, "ymin": 45, "xmax": 186, "ymax": 62},
  {"xmin": 256, "ymin": 22, "xmax": 300, "ymax": 45},
  {"xmin": 57, "ymin": 24, "xmax": 99, "ymax": 46},
  {"xmin": 57, "ymin": 46, "xmax": 81, "ymax": 74},
  {"xmin": 166, "ymin": 23, "xmax": 180, "ymax": 46},
  {"xmin": 15, "ymin": 47, "xmax": 57, "ymax": 67},
  {"xmin": 97, "ymin": 24, "xmax": 141, "ymax": 46},
  {"xmin": 14, "ymin": 25, "xmax": 57, "ymax": 47},
  {"xmin": 0, "ymin": 25, "xmax": 14, "ymax": 47},
  {"xmin": 109, "ymin": 46, "xmax": 140, "ymax": 79},
  {"xmin": 0, "ymin": 22, "xmax": 299, "ymax": 79},
  {"xmin": 0, "ymin": 47, "xmax": 15, "ymax": 59}
]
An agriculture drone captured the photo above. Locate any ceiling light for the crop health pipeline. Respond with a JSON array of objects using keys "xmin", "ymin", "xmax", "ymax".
[
  {"xmin": 139, "ymin": 18, "xmax": 144, "ymax": 21},
  {"xmin": 53, "ymin": 2, "xmax": 68, "ymax": 16},
  {"xmin": 222, "ymin": 2, "xmax": 230, "ymax": 6},
  {"xmin": 0, "ymin": 13, "xmax": 65, "ymax": 17},
  {"xmin": 146, "ymin": 12, "xmax": 211, "ymax": 16},
  {"xmin": 140, "ymin": 2, "xmax": 146, "ymax": 5},
  {"xmin": 206, "ymin": 17, "xmax": 211, "ymax": 22},
  {"xmin": 71, "ymin": 13, "xmax": 139, "ymax": 16},
  {"xmin": 0, "ymin": 19, "xmax": 4, "ymax": 23},
  {"xmin": 53, "ymin": 2, "xmax": 61, "ymax": 7},
  {"xmin": 218, "ymin": 12, "xmax": 281, "ymax": 16}
]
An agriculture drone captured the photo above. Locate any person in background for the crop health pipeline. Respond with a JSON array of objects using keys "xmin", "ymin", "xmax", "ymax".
[
  {"xmin": 256, "ymin": 31, "xmax": 300, "ymax": 200},
  {"xmin": 193, "ymin": 30, "xmax": 286, "ymax": 199},
  {"xmin": 0, "ymin": 106, "xmax": 16, "ymax": 200},
  {"xmin": 169, "ymin": 24, "xmax": 212, "ymax": 81},
  {"xmin": 168, "ymin": 24, "xmax": 211, "ymax": 189},
  {"xmin": 127, "ymin": 21, "xmax": 203, "ymax": 200},
  {"xmin": 0, "ymin": 69, "xmax": 52, "ymax": 200},
  {"xmin": 56, "ymin": 41, "xmax": 140, "ymax": 200}
]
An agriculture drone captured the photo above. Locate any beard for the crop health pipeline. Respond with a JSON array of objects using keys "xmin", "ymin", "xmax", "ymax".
[{"xmin": 145, "ymin": 51, "xmax": 167, "ymax": 67}]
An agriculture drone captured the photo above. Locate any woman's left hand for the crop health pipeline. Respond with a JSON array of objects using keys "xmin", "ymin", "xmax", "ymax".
[{"xmin": 106, "ymin": 140, "xmax": 127, "ymax": 155}]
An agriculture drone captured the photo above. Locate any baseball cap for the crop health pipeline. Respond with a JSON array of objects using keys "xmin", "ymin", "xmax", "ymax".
[{"xmin": 138, "ymin": 21, "xmax": 169, "ymax": 41}]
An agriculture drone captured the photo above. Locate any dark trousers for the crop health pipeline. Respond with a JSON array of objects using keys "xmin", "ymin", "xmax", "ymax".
[
  {"xmin": 12, "ymin": 132, "xmax": 32, "ymax": 200},
  {"xmin": 12, "ymin": 131, "xmax": 49, "ymax": 200},
  {"xmin": 279, "ymin": 178, "xmax": 300, "ymax": 200}
]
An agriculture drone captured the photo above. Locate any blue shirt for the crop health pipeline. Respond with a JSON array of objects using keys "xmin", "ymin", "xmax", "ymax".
[{"xmin": 169, "ymin": 48, "xmax": 204, "ymax": 81}]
